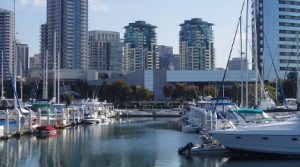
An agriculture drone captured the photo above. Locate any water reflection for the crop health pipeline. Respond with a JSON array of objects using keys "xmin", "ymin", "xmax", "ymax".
[{"xmin": 0, "ymin": 118, "xmax": 299, "ymax": 167}]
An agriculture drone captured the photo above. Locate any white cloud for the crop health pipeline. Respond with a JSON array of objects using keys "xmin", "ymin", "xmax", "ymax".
[
  {"xmin": 18, "ymin": 0, "xmax": 46, "ymax": 8},
  {"xmin": 33, "ymin": 0, "xmax": 46, "ymax": 7},
  {"xmin": 89, "ymin": 0, "xmax": 109, "ymax": 12},
  {"xmin": 19, "ymin": 0, "xmax": 31, "ymax": 7}
]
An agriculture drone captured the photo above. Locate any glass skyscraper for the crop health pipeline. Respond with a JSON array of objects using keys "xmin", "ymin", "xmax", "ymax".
[
  {"xmin": 0, "ymin": 8, "xmax": 14, "ymax": 79},
  {"xmin": 179, "ymin": 18, "xmax": 215, "ymax": 70},
  {"xmin": 252, "ymin": 0, "xmax": 300, "ymax": 80},
  {"xmin": 123, "ymin": 21, "xmax": 159, "ymax": 72},
  {"xmin": 46, "ymin": 0, "xmax": 88, "ymax": 70},
  {"xmin": 16, "ymin": 42, "xmax": 29, "ymax": 77}
]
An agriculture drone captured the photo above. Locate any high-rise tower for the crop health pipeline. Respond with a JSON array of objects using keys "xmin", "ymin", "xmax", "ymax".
[
  {"xmin": 0, "ymin": 8, "xmax": 14, "ymax": 78},
  {"xmin": 252, "ymin": 0, "xmax": 300, "ymax": 79},
  {"xmin": 179, "ymin": 18, "xmax": 215, "ymax": 70},
  {"xmin": 46, "ymin": 0, "xmax": 88, "ymax": 70},
  {"xmin": 123, "ymin": 21, "xmax": 159, "ymax": 72}
]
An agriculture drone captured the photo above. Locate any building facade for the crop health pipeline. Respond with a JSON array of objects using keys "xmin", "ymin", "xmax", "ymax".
[
  {"xmin": 39, "ymin": 24, "xmax": 47, "ymax": 70},
  {"xmin": 228, "ymin": 57, "xmax": 248, "ymax": 70},
  {"xmin": 46, "ymin": 0, "xmax": 88, "ymax": 70},
  {"xmin": 158, "ymin": 45, "xmax": 173, "ymax": 57},
  {"xmin": 30, "ymin": 54, "xmax": 43, "ymax": 70},
  {"xmin": 0, "ymin": 8, "xmax": 14, "ymax": 79},
  {"xmin": 89, "ymin": 69, "xmax": 256, "ymax": 100},
  {"xmin": 88, "ymin": 30, "xmax": 122, "ymax": 71},
  {"xmin": 179, "ymin": 18, "xmax": 215, "ymax": 70},
  {"xmin": 16, "ymin": 42, "xmax": 29, "ymax": 77},
  {"xmin": 158, "ymin": 45, "xmax": 178, "ymax": 70},
  {"xmin": 252, "ymin": 0, "xmax": 300, "ymax": 79},
  {"xmin": 123, "ymin": 21, "xmax": 159, "ymax": 72},
  {"xmin": 159, "ymin": 54, "xmax": 180, "ymax": 70}
]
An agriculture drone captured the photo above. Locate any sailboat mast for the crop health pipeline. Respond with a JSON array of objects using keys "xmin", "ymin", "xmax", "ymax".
[
  {"xmin": 13, "ymin": 0, "xmax": 17, "ymax": 109},
  {"xmin": 253, "ymin": 0, "xmax": 258, "ymax": 106},
  {"xmin": 43, "ymin": 50, "xmax": 46, "ymax": 99},
  {"xmin": 240, "ymin": 16, "xmax": 244, "ymax": 108},
  {"xmin": 20, "ymin": 46, "xmax": 22, "ymax": 102},
  {"xmin": 296, "ymin": 33, "xmax": 300, "ymax": 104},
  {"xmin": 57, "ymin": 51, "xmax": 60, "ymax": 103},
  {"xmin": 53, "ymin": 31, "xmax": 56, "ymax": 102},
  {"xmin": 245, "ymin": 0, "xmax": 249, "ymax": 108},
  {"xmin": 45, "ymin": 50, "xmax": 48, "ymax": 99}
]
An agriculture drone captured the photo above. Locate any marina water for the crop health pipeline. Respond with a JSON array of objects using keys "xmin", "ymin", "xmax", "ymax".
[{"xmin": 0, "ymin": 118, "xmax": 300, "ymax": 167}]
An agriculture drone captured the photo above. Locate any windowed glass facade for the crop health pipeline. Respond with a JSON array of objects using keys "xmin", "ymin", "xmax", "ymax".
[
  {"xmin": 253, "ymin": 0, "xmax": 300, "ymax": 79},
  {"xmin": 179, "ymin": 18, "xmax": 215, "ymax": 70},
  {"xmin": 123, "ymin": 21, "xmax": 159, "ymax": 72}
]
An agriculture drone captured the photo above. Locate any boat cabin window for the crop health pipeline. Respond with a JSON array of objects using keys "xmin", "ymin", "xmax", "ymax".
[
  {"xmin": 32, "ymin": 106, "xmax": 49, "ymax": 113},
  {"xmin": 287, "ymin": 99, "xmax": 297, "ymax": 106},
  {"xmin": 238, "ymin": 113, "xmax": 264, "ymax": 123},
  {"xmin": 52, "ymin": 105, "xmax": 64, "ymax": 112},
  {"xmin": 214, "ymin": 104, "xmax": 238, "ymax": 112}
]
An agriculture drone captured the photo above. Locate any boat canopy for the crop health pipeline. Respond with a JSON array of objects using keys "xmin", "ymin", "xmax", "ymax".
[
  {"xmin": 230, "ymin": 108, "xmax": 263, "ymax": 113},
  {"xmin": 212, "ymin": 102, "xmax": 236, "ymax": 105},
  {"xmin": 32, "ymin": 101, "xmax": 50, "ymax": 107}
]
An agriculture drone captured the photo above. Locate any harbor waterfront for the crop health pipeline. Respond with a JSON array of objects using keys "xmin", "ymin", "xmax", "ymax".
[{"xmin": 0, "ymin": 118, "xmax": 300, "ymax": 167}]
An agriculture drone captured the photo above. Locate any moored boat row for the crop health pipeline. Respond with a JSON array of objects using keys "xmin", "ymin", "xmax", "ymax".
[{"xmin": 0, "ymin": 98, "xmax": 115, "ymax": 139}]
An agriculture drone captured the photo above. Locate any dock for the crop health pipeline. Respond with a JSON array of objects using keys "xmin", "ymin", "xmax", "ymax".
[{"xmin": 116, "ymin": 109, "xmax": 181, "ymax": 118}]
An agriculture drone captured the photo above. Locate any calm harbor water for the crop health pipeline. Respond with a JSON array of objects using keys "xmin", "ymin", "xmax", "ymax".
[{"xmin": 0, "ymin": 118, "xmax": 300, "ymax": 167}]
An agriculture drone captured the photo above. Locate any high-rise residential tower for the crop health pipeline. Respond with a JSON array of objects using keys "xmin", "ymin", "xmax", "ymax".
[
  {"xmin": 39, "ymin": 23, "xmax": 47, "ymax": 70},
  {"xmin": 252, "ymin": 0, "xmax": 300, "ymax": 79},
  {"xmin": 0, "ymin": 8, "xmax": 14, "ymax": 78},
  {"xmin": 123, "ymin": 21, "xmax": 159, "ymax": 72},
  {"xmin": 179, "ymin": 18, "xmax": 215, "ymax": 70},
  {"xmin": 16, "ymin": 42, "xmax": 29, "ymax": 77},
  {"xmin": 46, "ymin": 0, "xmax": 88, "ymax": 70},
  {"xmin": 88, "ymin": 30, "xmax": 122, "ymax": 71}
]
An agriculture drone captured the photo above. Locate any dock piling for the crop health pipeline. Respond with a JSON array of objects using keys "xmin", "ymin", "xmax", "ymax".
[
  {"xmin": 4, "ymin": 109, "xmax": 9, "ymax": 135},
  {"xmin": 47, "ymin": 108, "xmax": 51, "ymax": 125},
  {"xmin": 38, "ymin": 108, "xmax": 41, "ymax": 125}
]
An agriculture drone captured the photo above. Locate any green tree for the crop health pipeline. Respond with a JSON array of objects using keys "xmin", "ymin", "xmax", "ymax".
[
  {"xmin": 111, "ymin": 80, "xmax": 132, "ymax": 105},
  {"xmin": 135, "ymin": 87, "xmax": 154, "ymax": 101},
  {"xmin": 98, "ymin": 81, "xmax": 113, "ymax": 102},
  {"xmin": 185, "ymin": 85, "xmax": 200, "ymax": 100},
  {"xmin": 265, "ymin": 84, "xmax": 279, "ymax": 101},
  {"xmin": 203, "ymin": 85, "xmax": 218, "ymax": 97},
  {"xmin": 172, "ymin": 83, "xmax": 188, "ymax": 100},
  {"xmin": 162, "ymin": 84, "xmax": 174, "ymax": 100}
]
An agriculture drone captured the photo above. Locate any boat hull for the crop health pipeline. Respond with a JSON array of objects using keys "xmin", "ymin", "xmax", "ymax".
[
  {"xmin": 182, "ymin": 125, "xmax": 198, "ymax": 133},
  {"xmin": 190, "ymin": 146, "xmax": 229, "ymax": 155},
  {"xmin": 82, "ymin": 119, "xmax": 100, "ymax": 124},
  {"xmin": 210, "ymin": 131, "xmax": 300, "ymax": 155},
  {"xmin": 37, "ymin": 129, "xmax": 57, "ymax": 135}
]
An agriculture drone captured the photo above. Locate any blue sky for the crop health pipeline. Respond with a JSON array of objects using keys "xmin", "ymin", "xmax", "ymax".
[{"xmin": 1, "ymin": 0, "xmax": 247, "ymax": 68}]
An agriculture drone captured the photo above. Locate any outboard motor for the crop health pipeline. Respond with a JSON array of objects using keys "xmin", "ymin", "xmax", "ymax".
[{"xmin": 178, "ymin": 142, "xmax": 194, "ymax": 155}]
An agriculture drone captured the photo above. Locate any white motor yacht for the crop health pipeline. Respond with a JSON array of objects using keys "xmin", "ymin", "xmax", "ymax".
[
  {"xmin": 82, "ymin": 114, "xmax": 101, "ymax": 124},
  {"xmin": 210, "ymin": 113, "xmax": 300, "ymax": 156}
]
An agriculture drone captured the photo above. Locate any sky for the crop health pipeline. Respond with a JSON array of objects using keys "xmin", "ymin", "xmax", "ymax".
[{"xmin": 1, "ymin": 0, "xmax": 248, "ymax": 68}]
